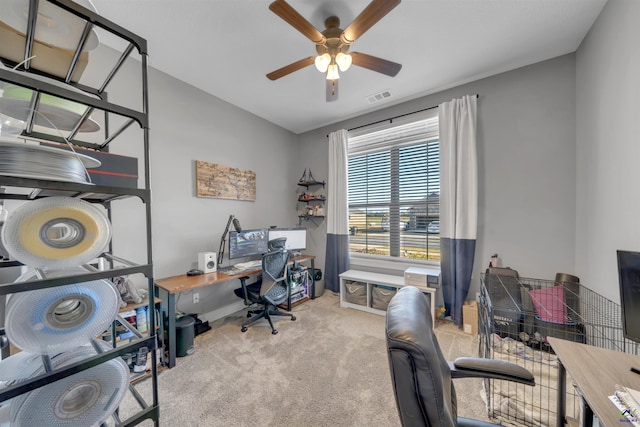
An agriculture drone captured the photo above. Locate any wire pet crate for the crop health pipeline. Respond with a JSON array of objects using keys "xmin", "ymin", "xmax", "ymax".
[{"xmin": 478, "ymin": 272, "xmax": 640, "ymax": 427}]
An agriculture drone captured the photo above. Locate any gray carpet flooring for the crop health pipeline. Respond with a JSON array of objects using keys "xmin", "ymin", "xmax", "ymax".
[{"xmin": 118, "ymin": 292, "xmax": 490, "ymax": 426}]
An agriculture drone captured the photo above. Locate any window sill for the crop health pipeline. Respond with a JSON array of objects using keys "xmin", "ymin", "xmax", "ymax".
[{"xmin": 349, "ymin": 253, "xmax": 440, "ymax": 275}]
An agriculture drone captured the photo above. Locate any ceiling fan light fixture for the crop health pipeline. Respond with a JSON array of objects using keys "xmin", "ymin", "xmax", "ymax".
[
  {"xmin": 326, "ymin": 64, "xmax": 340, "ymax": 80},
  {"xmin": 314, "ymin": 53, "xmax": 331, "ymax": 73},
  {"xmin": 266, "ymin": 0, "xmax": 403, "ymax": 101},
  {"xmin": 335, "ymin": 52, "xmax": 352, "ymax": 72}
]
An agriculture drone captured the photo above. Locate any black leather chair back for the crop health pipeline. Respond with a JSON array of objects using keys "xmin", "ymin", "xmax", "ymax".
[{"xmin": 386, "ymin": 286, "xmax": 458, "ymax": 427}]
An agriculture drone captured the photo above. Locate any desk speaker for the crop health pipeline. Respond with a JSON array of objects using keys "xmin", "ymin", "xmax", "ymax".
[{"xmin": 197, "ymin": 252, "xmax": 217, "ymax": 273}]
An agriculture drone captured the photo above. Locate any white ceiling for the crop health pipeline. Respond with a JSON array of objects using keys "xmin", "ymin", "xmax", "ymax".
[{"xmin": 90, "ymin": 0, "xmax": 607, "ymax": 134}]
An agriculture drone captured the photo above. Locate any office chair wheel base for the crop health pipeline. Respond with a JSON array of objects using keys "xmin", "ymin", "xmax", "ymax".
[
  {"xmin": 271, "ymin": 329, "xmax": 278, "ymax": 335},
  {"xmin": 291, "ymin": 316, "xmax": 296, "ymax": 321},
  {"xmin": 241, "ymin": 326, "xmax": 248, "ymax": 332}
]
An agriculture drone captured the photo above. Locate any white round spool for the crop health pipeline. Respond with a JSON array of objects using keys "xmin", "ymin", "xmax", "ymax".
[
  {"xmin": 5, "ymin": 342, "xmax": 129, "ymax": 427},
  {"xmin": 0, "ymin": 139, "xmax": 100, "ymax": 183},
  {"xmin": 0, "ymin": 351, "xmax": 43, "ymax": 383},
  {"xmin": 1, "ymin": 197, "xmax": 111, "ymax": 269},
  {"xmin": 0, "ymin": 0, "xmax": 100, "ymax": 51},
  {"xmin": 4, "ymin": 275, "xmax": 119, "ymax": 354},
  {"xmin": 1, "ymin": 84, "xmax": 100, "ymax": 132}
]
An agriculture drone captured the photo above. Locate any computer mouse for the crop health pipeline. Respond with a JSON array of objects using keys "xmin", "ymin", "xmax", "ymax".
[{"xmin": 187, "ymin": 269, "xmax": 204, "ymax": 276}]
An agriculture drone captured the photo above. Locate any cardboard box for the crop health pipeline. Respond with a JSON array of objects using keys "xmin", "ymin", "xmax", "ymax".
[
  {"xmin": 0, "ymin": 21, "xmax": 88, "ymax": 82},
  {"xmin": 462, "ymin": 300, "xmax": 478, "ymax": 335},
  {"xmin": 80, "ymin": 149, "xmax": 139, "ymax": 188},
  {"xmin": 404, "ymin": 267, "xmax": 440, "ymax": 288}
]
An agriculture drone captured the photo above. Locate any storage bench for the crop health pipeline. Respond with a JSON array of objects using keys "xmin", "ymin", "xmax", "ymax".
[{"xmin": 339, "ymin": 270, "xmax": 437, "ymax": 326}]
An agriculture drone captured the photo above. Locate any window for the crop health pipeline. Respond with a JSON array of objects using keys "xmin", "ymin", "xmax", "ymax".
[{"xmin": 347, "ymin": 115, "xmax": 440, "ymax": 261}]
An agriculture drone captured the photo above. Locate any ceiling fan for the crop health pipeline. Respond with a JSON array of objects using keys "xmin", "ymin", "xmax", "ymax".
[{"xmin": 266, "ymin": 0, "xmax": 402, "ymax": 101}]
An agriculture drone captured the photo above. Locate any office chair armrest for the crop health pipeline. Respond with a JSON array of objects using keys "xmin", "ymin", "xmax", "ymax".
[
  {"xmin": 238, "ymin": 276, "xmax": 251, "ymax": 305},
  {"xmin": 449, "ymin": 357, "xmax": 535, "ymax": 386}
]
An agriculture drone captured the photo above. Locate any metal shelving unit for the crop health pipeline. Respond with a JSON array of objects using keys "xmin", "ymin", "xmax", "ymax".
[{"xmin": 0, "ymin": 1, "xmax": 158, "ymax": 425}]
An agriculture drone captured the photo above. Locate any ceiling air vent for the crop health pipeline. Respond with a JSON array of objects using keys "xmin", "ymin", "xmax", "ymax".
[{"xmin": 366, "ymin": 89, "xmax": 392, "ymax": 104}]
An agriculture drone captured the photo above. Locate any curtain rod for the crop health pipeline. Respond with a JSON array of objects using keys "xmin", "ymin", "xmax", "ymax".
[{"xmin": 326, "ymin": 94, "xmax": 479, "ymax": 137}]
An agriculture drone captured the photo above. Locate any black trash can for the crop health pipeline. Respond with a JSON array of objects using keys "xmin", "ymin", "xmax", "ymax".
[
  {"xmin": 312, "ymin": 268, "xmax": 324, "ymax": 298},
  {"xmin": 176, "ymin": 315, "xmax": 195, "ymax": 357}
]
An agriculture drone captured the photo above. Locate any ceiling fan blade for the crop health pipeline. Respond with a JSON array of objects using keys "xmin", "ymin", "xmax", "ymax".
[
  {"xmin": 326, "ymin": 79, "xmax": 339, "ymax": 102},
  {"xmin": 269, "ymin": 0, "xmax": 326, "ymax": 44},
  {"xmin": 341, "ymin": 0, "xmax": 401, "ymax": 44},
  {"xmin": 266, "ymin": 57, "xmax": 315, "ymax": 81},
  {"xmin": 350, "ymin": 52, "xmax": 402, "ymax": 77}
]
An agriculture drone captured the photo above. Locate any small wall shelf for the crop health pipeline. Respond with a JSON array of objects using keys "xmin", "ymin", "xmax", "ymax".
[
  {"xmin": 297, "ymin": 174, "xmax": 325, "ymax": 226},
  {"xmin": 298, "ymin": 195, "xmax": 326, "ymax": 203},
  {"xmin": 298, "ymin": 180, "xmax": 326, "ymax": 188}
]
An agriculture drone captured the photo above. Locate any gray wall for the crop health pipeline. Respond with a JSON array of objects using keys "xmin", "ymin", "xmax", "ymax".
[
  {"xmin": 575, "ymin": 0, "xmax": 640, "ymax": 302},
  {"xmin": 298, "ymin": 54, "xmax": 578, "ymax": 299},
  {"xmin": 80, "ymin": 45, "xmax": 299, "ymax": 319},
  {"xmin": 147, "ymin": 69, "xmax": 299, "ymax": 317}
]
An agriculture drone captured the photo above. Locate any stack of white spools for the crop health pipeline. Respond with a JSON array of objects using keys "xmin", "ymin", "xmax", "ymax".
[{"xmin": 0, "ymin": 197, "xmax": 129, "ymax": 426}]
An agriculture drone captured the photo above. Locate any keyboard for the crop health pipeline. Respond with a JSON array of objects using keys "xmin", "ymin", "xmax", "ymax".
[
  {"xmin": 217, "ymin": 265, "xmax": 236, "ymax": 273},
  {"xmin": 218, "ymin": 260, "xmax": 262, "ymax": 274},
  {"xmin": 233, "ymin": 260, "xmax": 262, "ymax": 270}
]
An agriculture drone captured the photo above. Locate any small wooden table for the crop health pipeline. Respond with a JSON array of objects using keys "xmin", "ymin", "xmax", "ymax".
[
  {"xmin": 548, "ymin": 337, "xmax": 640, "ymax": 427},
  {"xmin": 156, "ymin": 255, "xmax": 315, "ymax": 368}
]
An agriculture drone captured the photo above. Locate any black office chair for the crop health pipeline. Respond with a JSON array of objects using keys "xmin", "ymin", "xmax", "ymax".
[
  {"xmin": 385, "ymin": 286, "xmax": 535, "ymax": 427},
  {"xmin": 234, "ymin": 248, "xmax": 296, "ymax": 334}
]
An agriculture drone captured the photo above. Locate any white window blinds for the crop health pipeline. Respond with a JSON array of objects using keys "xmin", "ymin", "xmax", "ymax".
[{"xmin": 347, "ymin": 115, "xmax": 440, "ymax": 261}]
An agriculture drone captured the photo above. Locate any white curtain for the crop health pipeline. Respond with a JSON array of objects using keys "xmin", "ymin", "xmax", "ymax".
[
  {"xmin": 325, "ymin": 129, "xmax": 350, "ymax": 293},
  {"xmin": 439, "ymin": 95, "xmax": 478, "ymax": 326}
]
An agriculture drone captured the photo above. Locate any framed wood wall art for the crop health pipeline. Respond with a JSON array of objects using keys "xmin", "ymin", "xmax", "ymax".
[{"xmin": 196, "ymin": 160, "xmax": 256, "ymax": 201}]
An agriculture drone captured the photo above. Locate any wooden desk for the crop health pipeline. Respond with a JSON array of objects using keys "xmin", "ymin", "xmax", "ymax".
[
  {"xmin": 548, "ymin": 337, "xmax": 640, "ymax": 427},
  {"xmin": 156, "ymin": 255, "xmax": 315, "ymax": 368}
]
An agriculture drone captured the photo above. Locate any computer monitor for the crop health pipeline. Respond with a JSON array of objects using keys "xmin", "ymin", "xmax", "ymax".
[
  {"xmin": 268, "ymin": 228, "xmax": 307, "ymax": 251},
  {"xmin": 229, "ymin": 229, "xmax": 269, "ymax": 259},
  {"xmin": 616, "ymin": 250, "xmax": 640, "ymax": 344}
]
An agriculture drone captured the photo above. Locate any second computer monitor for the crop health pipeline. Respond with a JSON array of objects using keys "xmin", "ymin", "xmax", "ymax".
[
  {"xmin": 268, "ymin": 228, "xmax": 307, "ymax": 251},
  {"xmin": 229, "ymin": 229, "xmax": 269, "ymax": 259}
]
